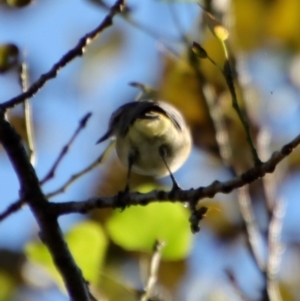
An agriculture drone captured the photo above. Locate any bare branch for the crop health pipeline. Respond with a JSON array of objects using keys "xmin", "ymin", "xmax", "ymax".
[
  {"xmin": 192, "ymin": 41, "xmax": 261, "ymax": 166},
  {"xmin": 223, "ymin": 59, "xmax": 261, "ymax": 166},
  {"xmin": 40, "ymin": 112, "xmax": 92, "ymax": 185},
  {"xmin": 1, "ymin": 0, "xmax": 126, "ymax": 109},
  {"xmin": 0, "ymin": 109, "xmax": 90, "ymax": 300},
  {"xmin": 0, "ymin": 199, "xmax": 24, "ymax": 223},
  {"xmin": 49, "ymin": 133, "xmax": 300, "ymax": 216},
  {"xmin": 46, "ymin": 140, "xmax": 114, "ymax": 198}
]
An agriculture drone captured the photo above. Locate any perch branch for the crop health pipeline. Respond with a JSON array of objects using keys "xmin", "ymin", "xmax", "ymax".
[{"xmin": 49, "ymin": 133, "xmax": 300, "ymax": 215}]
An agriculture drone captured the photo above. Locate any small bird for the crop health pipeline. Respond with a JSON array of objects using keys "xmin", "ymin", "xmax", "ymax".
[{"xmin": 97, "ymin": 100, "xmax": 192, "ymax": 191}]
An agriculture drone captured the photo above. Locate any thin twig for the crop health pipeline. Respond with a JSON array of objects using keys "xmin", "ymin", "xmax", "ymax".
[
  {"xmin": 238, "ymin": 186, "xmax": 265, "ymax": 270},
  {"xmin": 18, "ymin": 62, "xmax": 36, "ymax": 165},
  {"xmin": 223, "ymin": 56, "xmax": 261, "ymax": 166},
  {"xmin": 89, "ymin": 0, "xmax": 180, "ymax": 43},
  {"xmin": 204, "ymin": 85, "xmax": 265, "ymax": 273},
  {"xmin": 40, "ymin": 112, "xmax": 92, "ymax": 185},
  {"xmin": 225, "ymin": 269, "xmax": 251, "ymax": 301},
  {"xmin": 1, "ymin": 0, "xmax": 126, "ymax": 109},
  {"xmin": 257, "ymin": 129, "xmax": 279, "ymax": 214},
  {"xmin": 141, "ymin": 240, "xmax": 165, "ymax": 301},
  {"xmin": 46, "ymin": 140, "xmax": 115, "ymax": 198},
  {"xmin": 192, "ymin": 41, "xmax": 261, "ymax": 166},
  {"xmin": 204, "ymin": 85, "xmax": 232, "ymax": 164},
  {"xmin": 0, "ymin": 199, "xmax": 25, "ymax": 223},
  {"xmin": 267, "ymin": 198, "xmax": 285, "ymax": 301},
  {"xmin": 257, "ymin": 128, "xmax": 284, "ymax": 301},
  {"xmin": 198, "ymin": 6, "xmax": 260, "ymax": 165},
  {"xmin": 49, "ymin": 133, "xmax": 300, "ymax": 216}
]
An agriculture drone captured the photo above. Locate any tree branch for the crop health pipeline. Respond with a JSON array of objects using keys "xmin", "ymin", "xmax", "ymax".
[
  {"xmin": 0, "ymin": 199, "xmax": 24, "ymax": 222},
  {"xmin": 0, "ymin": 109, "xmax": 90, "ymax": 301},
  {"xmin": 40, "ymin": 112, "xmax": 92, "ymax": 185},
  {"xmin": 49, "ymin": 133, "xmax": 300, "ymax": 216},
  {"xmin": 46, "ymin": 140, "xmax": 114, "ymax": 198},
  {"xmin": 1, "ymin": 0, "xmax": 126, "ymax": 109}
]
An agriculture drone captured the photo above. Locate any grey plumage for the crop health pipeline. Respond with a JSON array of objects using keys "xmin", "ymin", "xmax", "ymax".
[
  {"xmin": 96, "ymin": 100, "xmax": 186, "ymax": 143},
  {"xmin": 96, "ymin": 99, "xmax": 192, "ymax": 183}
]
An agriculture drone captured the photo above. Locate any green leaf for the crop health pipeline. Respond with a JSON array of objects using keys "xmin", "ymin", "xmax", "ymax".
[
  {"xmin": 106, "ymin": 185, "xmax": 192, "ymax": 260},
  {"xmin": 25, "ymin": 221, "xmax": 107, "ymax": 289}
]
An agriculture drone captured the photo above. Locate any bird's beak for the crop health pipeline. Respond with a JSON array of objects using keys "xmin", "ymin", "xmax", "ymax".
[{"xmin": 96, "ymin": 131, "xmax": 111, "ymax": 144}]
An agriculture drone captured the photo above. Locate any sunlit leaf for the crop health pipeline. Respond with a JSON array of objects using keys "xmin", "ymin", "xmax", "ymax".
[
  {"xmin": 203, "ymin": 11, "xmax": 229, "ymax": 42},
  {"xmin": 25, "ymin": 221, "xmax": 107, "ymax": 289},
  {"xmin": 106, "ymin": 185, "xmax": 192, "ymax": 260}
]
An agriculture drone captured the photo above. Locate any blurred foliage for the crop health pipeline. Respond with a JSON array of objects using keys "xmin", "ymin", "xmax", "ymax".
[
  {"xmin": 200, "ymin": 199, "xmax": 241, "ymax": 239},
  {"xmin": 265, "ymin": 0, "xmax": 300, "ymax": 49},
  {"xmin": 287, "ymin": 148, "xmax": 300, "ymax": 170},
  {"xmin": 5, "ymin": 0, "xmax": 32, "ymax": 7},
  {"xmin": 279, "ymin": 282, "xmax": 297, "ymax": 301},
  {"xmin": 0, "ymin": 271, "xmax": 15, "ymax": 301},
  {"xmin": 0, "ymin": 249, "xmax": 24, "ymax": 301},
  {"xmin": 0, "ymin": 44, "xmax": 19, "ymax": 73},
  {"xmin": 233, "ymin": 0, "xmax": 300, "ymax": 50},
  {"xmin": 158, "ymin": 52, "xmax": 219, "ymax": 153},
  {"xmin": 106, "ymin": 185, "xmax": 192, "ymax": 260},
  {"xmin": 8, "ymin": 114, "xmax": 29, "ymax": 144},
  {"xmin": 80, "ymin": 28, "xmax": 124, "ymax": 92},
  {"xmin": 25, "ymin": 221, "xmax": 107, "ymax": 289}
]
